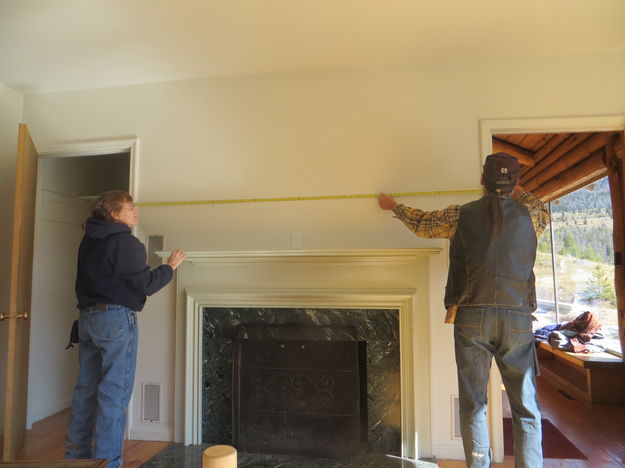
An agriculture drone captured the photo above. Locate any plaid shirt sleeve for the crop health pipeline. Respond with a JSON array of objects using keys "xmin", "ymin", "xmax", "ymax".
[
  {"xmin": 391, "ymin": 204, "xmax": 460, "ymax": 240},
  {"xmin": 518, "ymin": 191, "xmax": 550, "ymax": 237}
]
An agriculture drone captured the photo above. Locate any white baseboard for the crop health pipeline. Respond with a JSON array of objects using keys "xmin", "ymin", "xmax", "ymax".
[
  {"xmin": 129, "ymin": 426, "xmax": 174, "ymax": 442},
  {"xmin": 431, "ymin": 444, "xmax": 466, "ymax": 461}
]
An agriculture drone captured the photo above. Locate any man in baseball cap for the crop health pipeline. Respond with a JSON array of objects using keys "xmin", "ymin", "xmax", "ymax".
[{"xmin": 378, "ymin": 152, "xmax": 550, "ymax": 467}]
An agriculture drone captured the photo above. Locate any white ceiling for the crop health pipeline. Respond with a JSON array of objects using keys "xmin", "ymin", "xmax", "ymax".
[{"xmin": 1, "ymin": 0, "xmax": 625, "ymax": 94}]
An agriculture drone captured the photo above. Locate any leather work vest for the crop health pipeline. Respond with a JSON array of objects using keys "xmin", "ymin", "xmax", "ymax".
[{"xmin": 444, "ymin": 196, "xmax": 537, "ymax": 308}]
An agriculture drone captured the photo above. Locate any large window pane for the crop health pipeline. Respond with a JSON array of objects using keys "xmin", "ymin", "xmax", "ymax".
[
  {"xmin": 535, "ymin": 222, "xmax": 557, "ymax": 327},
  {"xmin": 549, "ymin": 177, "xmax": 621, "ymax": 354}
]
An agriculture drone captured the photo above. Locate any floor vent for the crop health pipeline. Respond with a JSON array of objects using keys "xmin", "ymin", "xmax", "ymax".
[{"xmin": 142, "ymin": 382, "xmax": 162, "ymax": 423}]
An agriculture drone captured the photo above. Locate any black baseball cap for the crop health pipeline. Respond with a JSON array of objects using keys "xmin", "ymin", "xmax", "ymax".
[{"xmin": 483, "ymin": 152, "xmax": 520, "ymax": 192}]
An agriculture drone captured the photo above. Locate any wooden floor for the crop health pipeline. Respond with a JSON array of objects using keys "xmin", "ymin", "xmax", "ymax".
[
  {"xmin": 437, "ymin": 376, "xmax": 625, "ymax": 467},
  {"xmin": 8, "ymin": 375, "xmax": 625, "ymax": 467},
  {"xmin": 10, "ymin": 410, "xmax": 169, "ymax": 468}
]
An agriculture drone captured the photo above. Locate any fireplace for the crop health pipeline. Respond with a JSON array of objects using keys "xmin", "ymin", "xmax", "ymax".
[{"xmin": 174, "ymin": 249, "xmax": 438, "ymax": 460}]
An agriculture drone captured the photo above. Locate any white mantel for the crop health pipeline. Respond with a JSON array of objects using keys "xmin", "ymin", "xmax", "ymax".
[
  {"xmin": 161, "ymin": 249, "xmax": 443, "ymax": 460},
  {"xmin": 164, "ymin": 248, "xmax": 440, "ymax": 263}
]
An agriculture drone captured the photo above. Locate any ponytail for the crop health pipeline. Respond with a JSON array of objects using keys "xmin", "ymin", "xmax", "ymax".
[
  {"xmin": 486, "ymin": 190, "xmax": 504, "ymax": 240},
  {"xmin": 484, "ymin": 181, "xmax": 517, "ymax": 240}
]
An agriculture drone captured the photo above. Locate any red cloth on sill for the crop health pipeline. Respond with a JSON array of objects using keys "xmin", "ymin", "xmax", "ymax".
[{"xmin": 559, "ymin": 311, "xmax": 602, "ymax": 343}]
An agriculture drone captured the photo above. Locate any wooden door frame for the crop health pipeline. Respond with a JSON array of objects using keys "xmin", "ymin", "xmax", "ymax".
[{"xmin": 479, "ymin": 115, "xmax": 625, "ymax": 464}]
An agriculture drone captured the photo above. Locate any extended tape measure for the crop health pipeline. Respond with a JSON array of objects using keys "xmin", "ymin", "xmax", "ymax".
[{"xmin": 136, "ymin": 189, "xmax": 481, "ymax": 207}]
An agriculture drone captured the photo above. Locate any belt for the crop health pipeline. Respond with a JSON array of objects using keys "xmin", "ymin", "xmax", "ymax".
[{"xmin": 94, "ymin": 303, "xmax": 110, "ymax": 311}]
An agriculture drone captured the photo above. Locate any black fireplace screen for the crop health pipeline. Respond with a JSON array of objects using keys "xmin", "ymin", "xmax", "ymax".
[{"xmin": 233, "ymin": 338, "xmax": 367, "ymax": 458}]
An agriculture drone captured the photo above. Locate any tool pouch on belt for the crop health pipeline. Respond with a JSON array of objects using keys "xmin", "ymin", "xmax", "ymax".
[{"xmin": 65, "ymin": 319, "xmax": 79, "ymax": 349}]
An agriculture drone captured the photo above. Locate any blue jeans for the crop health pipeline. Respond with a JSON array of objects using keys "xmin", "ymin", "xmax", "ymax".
[
  {"xmin": 65, "ymin": 305, "xmax": 138, "ymax": 468},
  {"xmin": 454, "ymin": 306, "xmax": 543, "ymax": 468}
]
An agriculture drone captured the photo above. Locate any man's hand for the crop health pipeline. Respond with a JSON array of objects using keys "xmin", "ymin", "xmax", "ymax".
[
  {"xmin": 166, "ymin": 249, "xmax": 187, "ymax": 270},
  {"xmin": 378, "ymin": 193, "xmax": 398, "ymax": 210}
]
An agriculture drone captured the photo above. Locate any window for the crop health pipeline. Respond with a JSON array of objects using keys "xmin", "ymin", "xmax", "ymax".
[{"xmin": 534, "ymin": 177, "xmax": 621, "ymax": 355}]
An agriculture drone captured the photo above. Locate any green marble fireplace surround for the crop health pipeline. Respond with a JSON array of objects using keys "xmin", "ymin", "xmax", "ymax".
[{"xmin": 201, "ymin": 307, "xmax": 401, "ymax": 457}]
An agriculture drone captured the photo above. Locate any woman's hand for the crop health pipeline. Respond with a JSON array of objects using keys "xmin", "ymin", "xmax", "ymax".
[
  {"xmin": 166, "ymin": 249, "xmax": 187, "ymax": 270},
  {"xmin": 378, "ymin": 193, "xmax": 398, "ymax": 210}
]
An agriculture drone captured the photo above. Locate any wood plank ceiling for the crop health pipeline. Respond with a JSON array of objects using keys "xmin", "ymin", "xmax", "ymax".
[{"xmin": 492, "ymin": 131, "xmax": 624, "ymax": 202}]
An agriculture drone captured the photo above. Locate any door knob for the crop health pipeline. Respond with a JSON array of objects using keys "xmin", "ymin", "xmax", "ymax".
[
  {"xmin": 0, "ymin": 313, "xmax": 7, "ymax": 321},
  {"xmin": 17, "ymin": 312, "xmax": 29, "ymax": 320}
]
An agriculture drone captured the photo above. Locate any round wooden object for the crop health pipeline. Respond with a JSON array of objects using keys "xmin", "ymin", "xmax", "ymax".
[{"xmin": 202, "ymin": 445, "xmax": 237, "ymax": 468}]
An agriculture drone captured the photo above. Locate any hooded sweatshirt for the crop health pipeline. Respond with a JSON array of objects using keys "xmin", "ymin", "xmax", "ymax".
[{"xmin": 75, "ymin": 217, "xmax": 173, "ymax": 311}]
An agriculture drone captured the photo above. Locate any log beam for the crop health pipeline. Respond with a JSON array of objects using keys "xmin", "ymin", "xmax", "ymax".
[
  {"xmin": 614, "ymin": 132, "xmax": 625, "ymax": 160},
  {"xmin": 522, "ymin": 132, "xmax": 593, "ymax": 184},
  {"xmin": 534, "ymin": 148, "xmax": 607, "ymax": 202},
  {"xmin": 521, "ymin": 134, "xmax": 569, "ymax": 176},
  {"xmin": 524, "ymin": 132, "xmax": 614, "ymax": 192},
  {"xmin": 492, "ymin": 138, "xmax": 535, "ymax": 166},
  {"xmin": 533, "ymin": 134, "xmax": 569, "ymax": 164}
]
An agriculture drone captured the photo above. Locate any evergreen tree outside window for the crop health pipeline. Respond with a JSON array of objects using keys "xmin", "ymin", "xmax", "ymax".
[{"xmin": 534, "ymin": 177, "xmax": 621, "ymax": 355}]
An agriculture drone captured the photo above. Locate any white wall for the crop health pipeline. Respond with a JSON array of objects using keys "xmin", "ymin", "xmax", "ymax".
[
  {"xmin": 0, "ymin": 83, "xmax": 23, "ymax": 434},
  {"xmin": 21, "ymin": 51, "xmax": 625, "ymax": 456}
]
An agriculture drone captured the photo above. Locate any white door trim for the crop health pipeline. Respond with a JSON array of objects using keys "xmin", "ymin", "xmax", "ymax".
[
  {"xmin": 183, "ymin": 287, "xmax": 419, "ymax": 459},
  {"xmin": 480, "ymin": 115, "xmax": 625, "ymax": 148},
  {"xmin": 36, "ymin": 137, "xmax": 140, "ymax": 199}
]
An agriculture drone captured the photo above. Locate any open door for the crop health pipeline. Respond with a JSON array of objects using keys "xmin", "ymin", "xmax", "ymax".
[{"xmin": 1, "ymin": 124, "xmax": 38, "ymax": 460}]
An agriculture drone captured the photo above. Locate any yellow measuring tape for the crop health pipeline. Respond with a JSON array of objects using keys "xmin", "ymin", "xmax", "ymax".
[{"xmin": 136, "ymin": 189, "xmax": 481, "ymax": 207}]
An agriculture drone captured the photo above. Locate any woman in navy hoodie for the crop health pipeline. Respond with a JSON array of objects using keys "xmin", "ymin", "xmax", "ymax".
[{"xmin": 65, "ymin": 190, "xmax": 186, "ymax": 468}]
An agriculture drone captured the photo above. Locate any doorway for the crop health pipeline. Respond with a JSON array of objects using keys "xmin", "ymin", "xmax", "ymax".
[
  {"xmin": 479, "ymin": 115, "xmax": 625, "ymax": 463},
  {"xmin": 27, "ymin": 149, "xmax": 132, "ymax": 428}
]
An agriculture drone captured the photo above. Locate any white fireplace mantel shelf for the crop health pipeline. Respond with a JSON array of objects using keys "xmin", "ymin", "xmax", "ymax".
[{"xmin": 157, "ymin": 248, "xmax": 441, "ymax": 264}]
